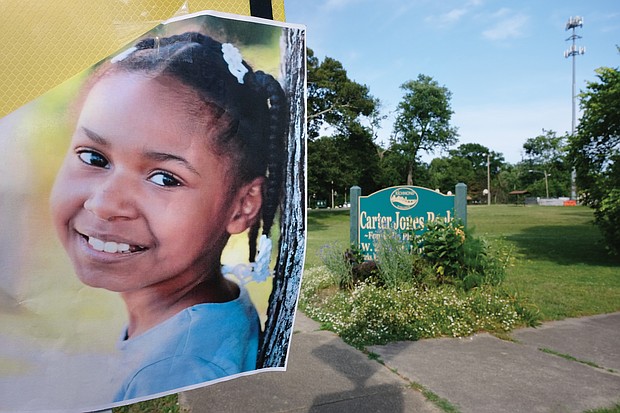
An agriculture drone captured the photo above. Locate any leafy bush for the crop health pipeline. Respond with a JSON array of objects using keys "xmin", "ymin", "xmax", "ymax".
[
  {"xmin": 595, "ymin": 189, "xmax": 620, "ymax": 256},
  {"xmin": 417, "ymin": 219, "xmax": 510, "ymax": 289},
  {"xmin": 416, "ymin": 219, "xmax": 466, "ymax": 279},
  {"xmin": 319, "ymin": 220, "xmax": 511, "ymax": 291},
  {"xmin": 568, "ymin": 66, "xmax": 619, "ymax": 256}
]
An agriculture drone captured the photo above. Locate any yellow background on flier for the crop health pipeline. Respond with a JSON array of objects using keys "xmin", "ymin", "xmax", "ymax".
[{"xmin": 0, "ymin": 0, "xmax": 286, "ymax": 117}]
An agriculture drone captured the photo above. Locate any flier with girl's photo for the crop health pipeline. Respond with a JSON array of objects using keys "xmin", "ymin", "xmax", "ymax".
[{"xmin": 0, "ymin": 9, "xmax": 306, "ymax": 412}]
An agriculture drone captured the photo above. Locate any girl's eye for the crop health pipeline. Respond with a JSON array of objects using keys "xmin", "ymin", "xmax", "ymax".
[
  {"xmin": 77, "ymin": 150, "xmax": 109, "ymax": 168},
  {"xmin": 149, "ymin": 172, "xmax": 182, "ymax": 187}
]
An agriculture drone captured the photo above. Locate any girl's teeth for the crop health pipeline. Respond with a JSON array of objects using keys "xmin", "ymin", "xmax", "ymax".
[
  {"xmin": 88, "ymin": 237, "xmax": 105, "ymax": 251},
  {"xmin": 117, "ymin": 243, "xmax": 131, "ymax": 253},
  {"xmin": 88, "ymin": 236, "xmax": 131, "ymax": 254}
]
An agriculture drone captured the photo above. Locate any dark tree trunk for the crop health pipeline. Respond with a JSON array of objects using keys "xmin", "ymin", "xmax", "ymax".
[
  {"xmin": 407, "ymin": 162, "xmax": 413, "ymax": 186},
  {"xmin": 258, "ymin": 26, "xmax": 306, "ymax": 368}
]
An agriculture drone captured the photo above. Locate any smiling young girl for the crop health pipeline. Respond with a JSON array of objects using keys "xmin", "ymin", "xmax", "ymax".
[{"xmin": 49, "ymin": 31, "xmax": 287, "ymax": 401}]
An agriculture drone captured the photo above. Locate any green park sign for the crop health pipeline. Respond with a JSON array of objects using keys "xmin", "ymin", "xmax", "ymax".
[{"xmin": 350, "ymin": 184, "xmax": 467, "ymax": 261}]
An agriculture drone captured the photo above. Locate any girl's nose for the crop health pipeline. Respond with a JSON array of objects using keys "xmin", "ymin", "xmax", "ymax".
[{"xmin": 83, "ymin": 175, "xmax": 139, "ymax": 221}]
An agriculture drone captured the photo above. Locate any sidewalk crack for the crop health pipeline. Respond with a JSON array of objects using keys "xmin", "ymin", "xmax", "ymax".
[{"xmin": 538, "ymin": 347, "xmax": 619, "ymax": 375}]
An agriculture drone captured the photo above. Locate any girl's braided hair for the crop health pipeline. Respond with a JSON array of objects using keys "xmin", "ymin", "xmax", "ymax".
[{"xmin": 107, "ymin": 32, "xmax": 287, "ymax": 262}]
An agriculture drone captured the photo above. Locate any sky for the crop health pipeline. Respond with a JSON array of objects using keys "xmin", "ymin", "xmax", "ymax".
[{"xmin": 285, "ymin": 0, "xmax": 620, "ymax": 164}]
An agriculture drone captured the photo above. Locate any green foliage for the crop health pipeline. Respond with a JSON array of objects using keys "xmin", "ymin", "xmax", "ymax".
[
  {"xmin": 412, "ymin": 384, "xmax": 461, "ymax": 413},
  {"xmin": 447, "ymin": 143, "xmax": 506, "ymax": 202},
  {"xmin": 307, "ymin": 48, "xmax": 379, "ymax": 140},
  {"xmin": 305, "ymin": 209, "xmax": 350, "ymax": 268},
  {"xmin": 306, "ymin": 49, "xmax": 383, "ymax": 200},
  {"xmin": 429, "ymin": 156, "xmax": 475, "ymax": 194},
  {"xmin": 390, "ymin": 74, "xmax": 459, "ymax": 185},
  {"xmin": 418, "ymin": 219, "xmax": 509, "ymax": 289},
  {"xmin": 319, "ymin": 242, "xmax": 380, "ymax": 289},
  {"xmin": 520, "ymin": 130, "xmax": 571, "ymax": 198},
  {"xmin": 418, "ymin": 219, "xmax": 467, "ymax": 280},
  {"xmin": 595, "ymin": 189, "xmax": 620, "ymax": 255},
  {"xmin": 307, "ymin": 137, "xmax": 352, "ymax": 203},
  {"xmin": 319, "ymin": 218, "xmax": 510, "ymax": 292},
  {"xmin": 523, "ymin": 129, "xmax": 567, "ymax": 166},
  {"xmin": 113, "ymin": 395, "xmax": 184, "ymax": 413},
  {"xmin": 319, "ymin": 233, "xmax": 434, "ymax": 290},
  {"xmin": 319, "ymin": 242, "xmax": 356, "ymax": 289},
  {"xmin": 374, "ymin": 230, "xmax": 434, "ymax": 287},
  {"xmin": 303, "ymin": 216, "xmax": 531, "ymax": 348},
  {"xmin": 299, "ymin": 266, "xmax": 340, "ymax": 303},
  {"xmin": 308, "ymin": 131, "xmax": 383, "ymax": 205},
  {"xmin": 344, "ymin": 123, "xmax": 383, "ymax": 193},
  {"xmin": 378, "ymin": 151, "xmax": 433, "ymax": 188},
  {"xmin": 451, "ymin": 143, "xmax": 503, "ymax": 174},
  {"xmin": 584, "ymin": 403, "xmax": 620, "ymax": 413},
  {"xmin": 569, "ymin": 65, "xmax": 620, "ymax": 254}
]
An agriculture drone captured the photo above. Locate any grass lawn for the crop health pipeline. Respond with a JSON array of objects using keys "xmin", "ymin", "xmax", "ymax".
[
  {"xmin": 306, "ymin": 209, "xmax": 351, "ymax": 267},
  {"xmin": 114, "ymin": 395, "xmax": 183, "ymax": 413},
  {"xmin": 305, "ymin": 205, "xmax": 620, "ymax": 321}
]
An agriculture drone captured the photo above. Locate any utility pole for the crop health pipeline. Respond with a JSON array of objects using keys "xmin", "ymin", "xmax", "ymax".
[
  {"xmin": 487, "ymin": 152, "xmax": 491, "ymax": 206},
  {"xmin": 528, "ymin": 169, "xmax": 550, "ymax": 198},
  {"xmin": 564, "ymin": 16, "xmax": 585, "ymax": 200}
]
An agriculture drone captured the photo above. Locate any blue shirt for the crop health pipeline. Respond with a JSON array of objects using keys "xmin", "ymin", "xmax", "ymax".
[{"xmin": 114, "ymin": 285, "xmax": 260, "ymax": 401}]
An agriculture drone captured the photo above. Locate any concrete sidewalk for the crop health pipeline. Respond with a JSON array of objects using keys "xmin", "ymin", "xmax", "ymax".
[{"xmin": 181, "ymin": 313, "xmax": 620, "ymax": 413}]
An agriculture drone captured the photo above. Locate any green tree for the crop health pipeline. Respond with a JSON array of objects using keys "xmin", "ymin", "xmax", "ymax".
[
  {"xmin": 569, "ymin": 65, "xmax": 620, "ymax": 254},
  {"xmin": 495, "ymin": 164, "xmax": 524, "ymax": 204},
  {"xmin": 448, "ymin": 143, "xmax": 505, "ymax": 202},
  {"xmin": 429, "ymin": 156, "xmax": 474, "ymax": 194},
  {"xmin": 306, "ymin": 48, "xmax": 382, "ymax": 199},
  {"xmin": 391, "ymin": 74, "xmax": 458, "ymax": 185},
  {"xmin": 345, "ymin": 122, "xmax": 382, "ymax": 193},
  {"xmin": 377, "ymin": 148, "xmax": 407, "ymax": 187},
  {"xmin": 523, "ymin": 129, "xmax": 566, "ymax": 165},
  {"xmin": 450, "ymin": 143, "xmax": 504, "ymax": 175},
  {"xmin": 307, "ymin": 48, "xmax": 378, "ymax": 140},
  {"xmin": 522, "ymin": 130, "xmax": 571, "ymax": 198},
  {"xmin": 307, "ymin": 136, "xmax": 352, "ymax": 205}
]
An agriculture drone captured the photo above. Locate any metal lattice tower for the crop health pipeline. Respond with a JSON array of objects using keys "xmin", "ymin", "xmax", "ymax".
[{"xmin": 564, "ymin": 16, "xmax": 585, "ymax": 200}]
